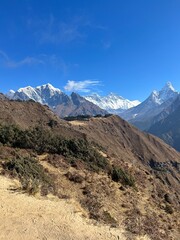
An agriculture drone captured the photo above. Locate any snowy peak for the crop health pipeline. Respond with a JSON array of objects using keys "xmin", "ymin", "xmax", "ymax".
[
  {"xmin": 159, "ymin": 82, "xmax": 177, "ymax": 102},
  {"xmin": 162, "ymin": 81, "xmax": 175, "ymax": 92},
  {"xmin": 148, "ymin": 82, "xmax": 178, "ymax": 105},
  {"xmin": 6, "ymin": 90, "xmax": 15, "ymax": 99},
  {"xmin": 85, "ymin": 93, "xmax": 140, "ymax": 112},
  {"xmin": 5, "ymin": 84, "xmax": 107, "ymax": 117},
  {"xmin": 7, "ymin": 83, "xmax": 64, "ymax": 105},
  {"xmin": 119, "ymin": 81, "xmax": 179, "ymax": 130},
  {"xmin": 36, "ymin": 83, "xmax": 62, "ymax": 94}
]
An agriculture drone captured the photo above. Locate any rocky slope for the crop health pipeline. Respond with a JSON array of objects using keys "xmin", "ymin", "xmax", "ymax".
[
  {"xmin": 0, "ymin": 97, "xmax": 179, "ymax": 240},
  {"xmin": 53, "ymin": 92, "xmax": 108, "ymax": 117}
]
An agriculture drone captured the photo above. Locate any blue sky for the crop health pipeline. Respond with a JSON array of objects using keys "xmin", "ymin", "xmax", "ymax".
[{"xmin": 0, "ymin": 0, "xmax": 180, "ymax": 101}]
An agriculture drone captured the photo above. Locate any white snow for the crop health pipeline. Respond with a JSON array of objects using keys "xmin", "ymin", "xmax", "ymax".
[
  {"xmin": 7, "ymin": 83, "xmax": 62, "ymax": 104},
  {"xmin": 149, "ymin": 82, "xmax": 177, "ymax": 105},
  {"xmin": 6, "ymin": 90, "xmax": 15, "ymax": 99},
  {"xmin": 85, "ymin": 93, "xmax": 141, "ymax": 111}
]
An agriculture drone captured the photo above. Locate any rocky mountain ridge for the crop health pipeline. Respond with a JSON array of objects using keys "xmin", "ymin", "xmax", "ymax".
[
  {"xmin": 85, "ymin": 92, "xmax": 140, "ymax": 114},
  {"xmin": 6, "ymin": 84, "xmax": 107, "ymax": 118},
  {"xmin": 120, "ymin": 82, "xmax": 179, "ymax": 130}
]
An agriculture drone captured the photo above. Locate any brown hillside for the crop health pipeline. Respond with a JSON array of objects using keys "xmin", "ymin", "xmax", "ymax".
[
  {"xmin": 0, "ymin": 100, "xmax": 179, "ymax": 240},
  {"xmin": 71, "ymin": 115, "xmax": 180, "ymax": 195},
  {"xmin": 0, "ymin": 99, "xmax": 85, "ymax": 139}
]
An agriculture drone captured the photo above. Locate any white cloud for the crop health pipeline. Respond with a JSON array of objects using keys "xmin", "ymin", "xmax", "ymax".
[{"xmin": 64, "ymin": 80, "xmax": 100, "ymax": 92}]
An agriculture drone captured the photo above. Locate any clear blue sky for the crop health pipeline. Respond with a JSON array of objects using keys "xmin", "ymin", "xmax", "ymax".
[{"xmin": 0, "ymin": 0, "xmax": 180, "ymax": 101}]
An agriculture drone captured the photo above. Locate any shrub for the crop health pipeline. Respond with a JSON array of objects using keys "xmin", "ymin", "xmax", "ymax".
[
  {"xmin": 0, "ymin": 124, "xmax": 109, "ymax": 172},
  {"xmin": 102, "ymin": 211, "xmax": 118, "ymax": 226},
  {"xmin": 111, "ymin": 166, "xmax": 135, "ymax": 187},
  {"xmin": 164, "ymin": 204, "xmax": 173, "ymax": 214},
  {"xmin": 3, "ymin": 156, "xmax": 53, "ymax": 195}
]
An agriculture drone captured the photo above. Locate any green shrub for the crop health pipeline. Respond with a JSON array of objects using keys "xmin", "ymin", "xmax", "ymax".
[
  {"xmin": 164, "ymin": 204, "xmax": 173, "ymax": 214},
  {"xmin": 0, "ymin": 124, "xmax": 109, "ymax": 172},
  {"xmin": 3, "ymin": 156, "xmax": 53, "ymax": 195},
  {"xmin": 102, "ymin": 211, "xmax": 118, "ymax": 226},
  {"xmin": 111, "ymin": 166, "xmax": 135, "ymax": 187}
]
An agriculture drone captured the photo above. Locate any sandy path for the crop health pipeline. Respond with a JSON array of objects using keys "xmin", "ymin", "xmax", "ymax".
[{"xmin": 0, "ymin": 176, "xmax": 125, "ymax": 240}]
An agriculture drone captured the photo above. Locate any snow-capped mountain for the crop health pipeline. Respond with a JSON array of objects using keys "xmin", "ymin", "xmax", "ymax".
[
  {"xmin": 85, "ymin": 93, "xmax": 140, "ymax": 113},
  {"xmin": 7, "ymin": 83, "xmax": 63, "ymax": 105},
  {"xmin": 148, "ymin": 82, "xmax": 177, "ymax": 105},
  {"xmin": 120, "ymin": 82, "xmax": 179, "ymax": 130},
  {"xmin": 6, "ymin": 83, "xmax": 107, "ymax": 117},
  {"xmin": 148, "ymin": 94, "xmax": 180, "ymax": 151}
]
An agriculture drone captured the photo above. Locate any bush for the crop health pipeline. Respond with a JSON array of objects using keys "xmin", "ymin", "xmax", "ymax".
[
  {"xmin": 164, "ymin": 204, "xmax": 173, "ymax": 214},
  {"xmin": 0, "ymin": 124, "xmax": 109, "ymax": 172},
  {"xmin": 3, "ymin": 156, "xmax": 53, "ymax": 195},
  {"xmin": 111, "ymin": 166, "xmax": 135, "ymax": 187},
  {"xmin": 102, "ymin": 211, "xmax": 118, "ymax": 226}
]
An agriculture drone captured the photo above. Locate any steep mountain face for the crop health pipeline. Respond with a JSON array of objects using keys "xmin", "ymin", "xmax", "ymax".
[
  {"xmin": 148, "ymin": 95, "xmax": 180, "ymax": 151},
  {"xmin": 85, "ymin": 93, "xmax": 140, "ymax": 114},
  {"xmin": 120, "ymin": 82, "xmax": 178, "ymax": 130},
  {"xmin": 54, "ymin": 92, "xmax": 108, "ymax": 117},
  {"xmin": 6, "ymin": 84, "xmax": 107, "ymax": 117}
]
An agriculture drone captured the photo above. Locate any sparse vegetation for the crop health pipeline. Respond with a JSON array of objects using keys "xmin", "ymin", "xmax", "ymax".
[
  {"xmin": 111, "ymin": 166, "xmax": 135, "ymax": 187},
  {"xmin": 102, "ymin": 211, "xmax": 118, "ymax": 226},
  {"xmin": 164, "ymin": 204, "xmax": 173, "ymax": 214},
  {"xmin": 63, "ymin": 114, "xmax": 113, "ymax": 121},
  {"xmin": 0, "ymin": 124, "xmax": 109, "ymax": 172},
  {"xmin": 64, "ymin": 115, "xmax": 91, "ymax": 121},
  {"xmin": 3, "ymin": 156, "xmax": 53, "ymax": 195}
]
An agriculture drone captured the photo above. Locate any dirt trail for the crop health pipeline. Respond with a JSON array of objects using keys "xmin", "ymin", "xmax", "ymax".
[{"xmin": 0, "ymin": 176, "xmax": 126, "ymax": 240}]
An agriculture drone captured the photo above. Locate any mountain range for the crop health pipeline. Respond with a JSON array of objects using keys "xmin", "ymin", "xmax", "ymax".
[
  {"xmin": 5, "ymin": 81, "xmax": 180, "ymax": 152},
  {"xmin": 85, "ymin": 93, "xmax": 140, "ymax": 114},
  {"xmin": 7, "ymin": 84, "xmax": 141, "ymax": 117},
  {"xmin": 85, "ymin": 81, "xmax": 180, "ymax": 152},
  {"xmin": 7, "ymin": 84, "xmax": 107, "ymax": 118},
  {"xmin": 119, "ymin": 82, "xmax": 179, "ymax": 130}
]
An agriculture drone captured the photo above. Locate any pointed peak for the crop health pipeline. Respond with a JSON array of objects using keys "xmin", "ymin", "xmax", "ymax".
[
  {"xmin": 71, "ymin": 92, "xmax": 81, "ymax": 97},
  {"xmin": 151, "ymin": 90, "xmax": 159, "ymax": 96},
  {"xmin": 162, "ymin": 81, "xmax": 175, "ymax": 92},
  {"xmin": 36, "ymin": 83, "xmax": 61, "ymax": 92}
]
